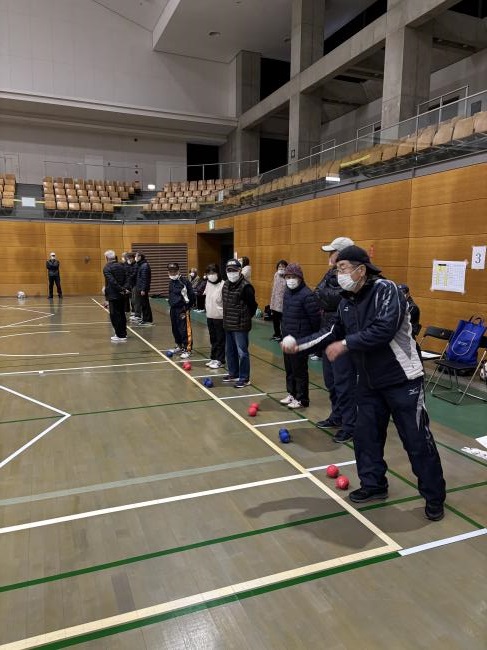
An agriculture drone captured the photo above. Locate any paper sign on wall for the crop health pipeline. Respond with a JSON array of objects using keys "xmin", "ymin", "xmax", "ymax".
[
  {"xmin": 431, "ymin": 260, "xmax": 467, "ymax": 293},
  {"xmin": 471, "ymin": 246, "xmax": 486, "ymax": 270}
]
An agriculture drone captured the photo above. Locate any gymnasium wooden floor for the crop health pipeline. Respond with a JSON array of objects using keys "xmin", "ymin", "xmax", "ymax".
[{"xmin": 0, "ymin": 297, "xmax": 485, "ymax": 650}]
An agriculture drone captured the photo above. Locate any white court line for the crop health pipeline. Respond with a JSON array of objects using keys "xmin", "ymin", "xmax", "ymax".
[
  {"xmin": 91, "ymin": 298, "xmax": 400, "ymax": 552},
  {"xmin": 0, "ymin": 330, "xmax": 69, "ymax": 340},
  {"xmin": 0, "ymin": 546, "xmax": 390, "ymax": 650},
  {"xmin": 220, "ymin": 392, "xmax": 267, "ymax": 400},
  {"xmin": 254, "ymin": 418, "xmax": 309, "ymax": 428},
  {"xmin": 307, "ymin": 460, "xmax": 357, "ymax": 472},
  {"xmin": 0, "ymin": 305, "xmax": 54, "ymax": 316},
  {"xmin": 0, "ymin": 352, "xmax": 79, "ymax": 357},
  {"xmin": 399, "ymin": 528, "xmax": 487, "ymax": 556},
  {"xmin": 0, "ymin": 385, "xmax": 71, "ymax": 470},
  {"xmin": 192, "ymin": 373, "xmax": 227, "ymax": 379},
  {"xmin": 0, "ymin": 474, "xmax": 306, "ymax": 534},
  {"xmin": 0, "ymin": 315, "xmax": 54, "ymax": 328},
  {"xmin": 0, "ymin": 360, "xmax": 168, "ymax": 377},
  {"xmin": 5, "ymin": 321, "xmax": 110, "ymax": 327}
]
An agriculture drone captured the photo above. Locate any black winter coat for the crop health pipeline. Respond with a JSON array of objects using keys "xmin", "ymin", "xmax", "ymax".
[
  {"xmin": 46, "ymin": 260, "xmax": 60, "ymax": 277},
  {"xmin": 168, "ymin": 276, "xmax": 195, "ymax": 309},
  {"xmin": 136, "ymin": 260, "xmax": 151, "ymax": 292},
  {"xmin": 282, "ymin": 282, "xmax": 321, "ymax": 339},
  {"xmin": 315, "ymin": 267, "xmax": 341, "ymax": 327},
  {"xmin": 103, "ymin": 262, "xmax": 127, "ymax": 301}
]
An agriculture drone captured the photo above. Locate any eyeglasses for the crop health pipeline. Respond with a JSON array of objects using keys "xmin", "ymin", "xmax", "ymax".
[{"xmin": 336, "ymin": 263, "xmax": 362, "ymax": 273}]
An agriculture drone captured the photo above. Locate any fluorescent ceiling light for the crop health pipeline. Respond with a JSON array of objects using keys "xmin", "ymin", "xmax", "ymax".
[
  {"xmin": 147, "ymin": 184, "xmax": 156, "ymax": 190},
  {"xmin": 325, "ymin": 175, "xmax": 341, "ymax": 182}
]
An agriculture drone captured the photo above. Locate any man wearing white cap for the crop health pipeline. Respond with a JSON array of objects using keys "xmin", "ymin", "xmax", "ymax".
[
  {"xmin": 314, "ymin": 236, "xmax": 356, "ymax": 442},
  {"xmin": 46, "ymin": 252, "xmax": 62, "ymax": 299}
]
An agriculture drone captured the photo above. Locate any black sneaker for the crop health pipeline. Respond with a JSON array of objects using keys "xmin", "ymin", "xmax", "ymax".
[
  {"xmin": 234, "ymin": 379, "xmax": 250, "ymax": 388},
  {"xmin": 333, "ymin": 430, "xmax": 353, "ymax": 443},
  {"xmin": 316, "ymin": 418, "xmax": 341, "ymax": 429},
  {"xmin": 425, "ymin": 503, "xmax": 445, "ymax": 521},
  {"xmin": 222, "ymin": 375, "xmax": 238, "ymax": 382},
  {"xmin": 349, "ymin": 487, "xmax": 388, "ymax": 503}
]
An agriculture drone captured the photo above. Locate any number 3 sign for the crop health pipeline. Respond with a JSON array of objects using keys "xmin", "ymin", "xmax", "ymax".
[{"xmin": 471, "ymin": 246, "xmax": 486, "ymax": 270}]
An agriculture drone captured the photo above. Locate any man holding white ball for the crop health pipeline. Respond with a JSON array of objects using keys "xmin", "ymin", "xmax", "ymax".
[{"xmin": 281, "ymin": 245, "xmax": 446, "ymax": 522}]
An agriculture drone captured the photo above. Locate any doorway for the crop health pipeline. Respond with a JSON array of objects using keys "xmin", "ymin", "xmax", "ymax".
[{"xmin": 197, "ymin": 230, "xmax": 234, "ymax": 277}]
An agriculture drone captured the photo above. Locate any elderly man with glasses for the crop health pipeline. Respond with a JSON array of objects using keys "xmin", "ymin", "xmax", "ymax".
[{"xmin": 281, "ymin": 245, "xmax": 446, "ymax": 522}]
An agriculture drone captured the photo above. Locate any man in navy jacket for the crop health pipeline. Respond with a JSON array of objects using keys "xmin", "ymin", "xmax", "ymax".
[
  {"xmin": 167, "ymin": 262, "xmax": 195, "ymax": 359},
  {"xmin": 282, "ymin": 246, "xmax": 446, "ymax": 521}
]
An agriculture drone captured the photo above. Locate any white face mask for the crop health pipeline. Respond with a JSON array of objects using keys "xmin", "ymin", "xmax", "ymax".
[
  {"xmin": 169, "ymin": 274, "xmax": 179, "ymax": 281},
  {"xmin": 190, "ymin": 272, "xmax": 195, "ymax": 277},
  {"xmin": 337, "ymin": 266, "xmax": 362, "ymax": 292},
  {"xmin": 227, "ymin": 271, "xmax": 240, "ymax": 283},
  {"xmin": 207, "ymin": 274, "xmax": 218, "ymax": 283},
  {"xmin": 286, "ymin": 278, "xmax": 300, "ymax": 290},
  {"xmin": 277, "ymin": 269, "xmax": 285, "ymax": 276}
]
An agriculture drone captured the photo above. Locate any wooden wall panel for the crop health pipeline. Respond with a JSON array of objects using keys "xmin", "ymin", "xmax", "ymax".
[
  {"xmin": 340, "ymin": 180, "xmax": 411, "ymax": 216},
  {"xmin": 411, "ymin": 164, "xmax": 487, "ymax": 207},
  {"xmin": 291, "ymin": 195, "xmax": 339, "ymax": 223},
  {"xmin": 410, "ymin": 199, "xmax": 487, "ymax": 237}
]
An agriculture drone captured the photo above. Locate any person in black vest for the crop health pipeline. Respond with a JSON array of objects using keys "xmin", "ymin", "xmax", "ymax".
[
  {"xmin": 222, "ymin": 259, "xmax": 257, "ymax": 388},
  {"xmin": 133, "ymin": 252, "xmax": 153, "ymax": 325},
  {"xmin": 315, "ymin": 236, "xmax": 357, "ymax": 442},
  {"xmin": 397, "ymin": 284, "xmax": 421, "ymax": 339},
  {"xmin": 103, "ymin": 250, "xmax": 128, "ymax": 342},
  {"xmin": 167, "ymin": 262, "xmax": 195, "ymax": 359},
  {"xmin": 46, "ymin": 252, "xmax": 62, "ymax": 299},
  {"xmin": 280, "ymin": 263, "xmax": 321, "ymax": 409}
]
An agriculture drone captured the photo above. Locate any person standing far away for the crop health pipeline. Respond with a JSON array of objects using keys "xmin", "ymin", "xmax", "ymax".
[
  {"xmin": 315, "ymin": 236, "xmax": 357, "ymax": 443},
  {"xmin": 221, "ymin": 259, "xmax": 257, "ymax": 388},
  {"xmin": 133, "ymin": 252, "xmax": 153, "ymax": 325},
  {"xmin": 103, "ymin": 250, "xmax": 128, "ymax": 343},
  {"xmin": 204, "ymin": 263, "xmax": 225, "ymax": 369},
  {"xmin": 397, "ymin": 284, "xmax": 421, "ymax": 339},
  {"xmin": 269, "ymin": 259, "xmax": 288, "ymax": 341},
  {"xmin": 279, "ymin": 263, "xmax": 321, "ymax": 410},
  {"xmin": 167, "ymin": 262, "xmax": 195, "ymax": 359},
  {"xmin": 239, "ymin": 256, "xmax": 252, "ymax": 281},
  {"xmin": 281, "ymin": 245, "xmax": 446, "ymax": 522},
  {"xmin": 46, "ymin": 252, "xmax": 62, "ymax": 299}
]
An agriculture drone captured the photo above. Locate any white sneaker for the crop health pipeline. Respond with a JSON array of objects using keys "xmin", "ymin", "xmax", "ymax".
[
  {"xmin": 288, "ymin": 398, "xmax": 303, "ymax": 409},
  {"xmin": 309, "ymin": 354, "xmax": 321, "ymax": 361},
  {"xmin": 180, "ymin": 351, "xmax": 191, "ymax": 359},
  {"xmin": 111, "ymin": 335, "xmax": 127, "ymax": 342},
  {"xmin": 170, "ymin": 346, "xmax": 183, "ymax": 354},
  {"xmin": 205, "ymin": 360, "xmax": 214, "ymax": 367},
  {"xmin": 280, "ymin": 394, "xmax": 294, "ymax": 405},
  {"xmin": 208, "ymin": 360, "xmax": 222, "ymax": 369},
  {"xmin": 129, "ymin": 315, "xmax": 139, "ymax": 321}
]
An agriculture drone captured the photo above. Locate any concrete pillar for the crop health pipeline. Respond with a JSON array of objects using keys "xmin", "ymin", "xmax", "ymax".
[
  {"xmin": 291, "ymin": 0, "xmax": 325, "ymax": 76},
  {"xmin": 235, "ymin": 50, "xmax": 261, "ymax": 116},
  {"xmin": 288, "ymin": 92, "xmax": 322, "ymax": 165},
  {"xmin": 288, "ymin": 0, "xmax": 324, "ymax": 165},
  {"xmin": 381, "ymin": 25, "xmax": 432, "ymax": 130}
]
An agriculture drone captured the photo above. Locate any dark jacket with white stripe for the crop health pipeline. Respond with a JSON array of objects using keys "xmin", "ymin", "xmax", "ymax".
[
  {"xmin": 297, "ymin": 278, "xmax": 423, "ymax": 389},
  {"xmin": 168, "ymin": 275, "xmax": 195, "ymax": 310}
]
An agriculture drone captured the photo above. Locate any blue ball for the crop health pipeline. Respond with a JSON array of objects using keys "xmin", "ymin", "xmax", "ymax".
[
  {"xmin": 204, "ymin": 378, "xmax": 214, "ymax": 388},
  {"xmin": 279, "ymin": 428, "xmax": 291, "ymax": 443},
  {"xmin": 166, "ymin": 350, "xmax": 174, "ymax": 358}
]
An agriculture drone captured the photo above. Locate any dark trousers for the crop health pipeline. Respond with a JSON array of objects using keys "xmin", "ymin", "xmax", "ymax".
[
  {"xmin": 48, "ymin": 275, "xmax": 62, "ymax": 297},
  {"xmin": 322, "ymin": 352, "xmax": 357, "ymax": 434},
  {"xmin": 283, "ymin": 351, "xmax": 310, "ymax": 406},
  {"xmin": 170, "ymin": 306, "xmax": 192, "ymax": 351},
  {"xmin": 354, "ymin": 377, "xmax": 446, "ymax": 506},
  {"xmin": 196, "ymin": 294, "xmax": 206, "ymax": 310},
  {"xmin": 132, "ymin": 288, "xmax": 140, "ymax": 317},
  {"xmin": 109, "ymin": 299, "xmax": 127, "ymax": 338},
  {"xmin": 137, "ymin": 291, "xmax": 153, "ymax": 323},
  {"xmin": 272, "ymin": 310, "xmax": 282, "ymax": 338},
  {"xmin": 207, "ymin": 318, "xmax": 225, "ymax": 363}
]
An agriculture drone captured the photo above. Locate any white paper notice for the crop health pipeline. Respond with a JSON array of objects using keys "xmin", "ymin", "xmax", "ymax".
[
  {"xmin": 431, "ymin": 260, "xmax": 466, "ymax": 293},
  {"xmin": 471, "ymin": 246, "xmax": 486, "ymax": 270},
  {"xmin": 21, "ymin": 197, "xmax": 36, "ymax": 207}
]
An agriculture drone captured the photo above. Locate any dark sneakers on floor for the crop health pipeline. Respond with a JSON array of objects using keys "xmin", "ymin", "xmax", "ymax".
[
  {"xmin": 234, "ymin": 379, "xmax": 250, "ymax": 388},
  {"xmin": 349, "ymin": 487, "xmax": 389, "ymax": 503},
  {"xmin": 222, "ymin": 375, "xmax": 238, "ymax": 382},
  {"xmin": 425, "ymin": 503, "xmax": 445, "ymax": 521},
  {"xmin": 333, "ymin": 430, "xmax": 353, "ymax": 443},
  {"xmin": 316, "ymin": 418, "xmax": 342, "ymax": 429}
]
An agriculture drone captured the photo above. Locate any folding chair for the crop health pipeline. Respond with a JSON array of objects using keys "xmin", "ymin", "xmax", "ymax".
[
  {"xmin": 430, "ymin": 336, "xmax": 487, "ymax": 405},
  {"xmin": 418, "ymin": 326, "xmax": 453, "ymax": 387}
]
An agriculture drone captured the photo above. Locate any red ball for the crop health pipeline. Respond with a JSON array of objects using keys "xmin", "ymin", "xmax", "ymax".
[
  {"xmin": 183, "ymin": 362, "xmax": 191, "ymax": 371},
  {"xmin": 336, "ymin": 475, "xmax": 350, "ymax": 490},
  {"xmin": 248, "ymin": 407, "xmax": 258, "ymax": 417},
  {"xmin": 326, "ymin": 464, "xmax": 339, "ymax": 479},
  {"xmin": 250, "ymin": 402, "xmax": 260, "ymax": 411}
]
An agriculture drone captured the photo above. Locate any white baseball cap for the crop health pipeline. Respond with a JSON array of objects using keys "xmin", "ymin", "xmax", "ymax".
[
  {"xmin": 321, "ymin": 236, "xmax": 354, "ymax": 252},
  {"xmin": 50, "ymin": 252, "xmax": 56, "ymax": 256}
]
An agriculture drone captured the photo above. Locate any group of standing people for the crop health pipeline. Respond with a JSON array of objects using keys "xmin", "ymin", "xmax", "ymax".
[{"xmin": 102, "ymin": 250, "xmax": 153, "ymax": 342}]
